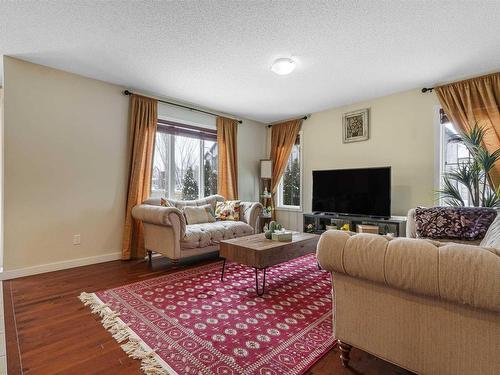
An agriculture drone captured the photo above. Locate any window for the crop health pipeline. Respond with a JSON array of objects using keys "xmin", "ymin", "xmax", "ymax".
[
  {"xmin": 438, "ymin": 109, "xmax": 473, "ymax": 206},
  {"xmin": 277, "ymin": 132, "xmax": 302, "ymax": 209},
  {"xmin": 151, "ymin": 120, "xmax": 217, "ymax": 199}
]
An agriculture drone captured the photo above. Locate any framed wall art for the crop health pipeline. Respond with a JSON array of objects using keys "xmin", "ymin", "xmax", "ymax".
[{"xmin": 343, "ymin": 108, "xmax": 369, "ymax": 143}]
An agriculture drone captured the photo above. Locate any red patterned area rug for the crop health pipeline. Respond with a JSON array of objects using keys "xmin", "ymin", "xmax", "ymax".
[{"xmin": 79, "ymin": 253, "xmax": 335, "ymax": 375}]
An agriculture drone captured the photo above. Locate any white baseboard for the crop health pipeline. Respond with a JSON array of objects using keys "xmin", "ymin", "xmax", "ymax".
[{"xmin": 0, "ymin": 252, "xmax": 122, "ymax": 280}]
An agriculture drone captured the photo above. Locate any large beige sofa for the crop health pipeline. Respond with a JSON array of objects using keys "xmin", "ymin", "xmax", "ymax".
[
  {"xmin": 317, "ymin": 213, "xmax": 500, "ymax": 375},
  {"xmin": 132, "ymin": 194, "xmax": 262, "ymax": 262}
]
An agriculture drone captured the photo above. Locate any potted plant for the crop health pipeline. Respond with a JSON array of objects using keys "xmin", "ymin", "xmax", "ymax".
[
  {"xmin": 264, "ymin": 221, "xmax": 283, "ymax": 239},
  {"xmin": 439, "ymin": 123, "xmax": 500, "ymax": 207}
]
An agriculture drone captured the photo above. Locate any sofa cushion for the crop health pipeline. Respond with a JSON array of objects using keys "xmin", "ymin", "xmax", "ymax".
[
  {"xmin": 183, "ymin": 204, "xmax": 216, "ymax": 225},
  {"xmin": 181, "ymin": 221, "xmax": 254, "ymax": 249},
  {"xmin": 415, "ymin": 206, "xmax": 497, "ymax": 241},
  {"xmin": 143, "ymin": 195, "xmax": 224, "ymax": 212},
  {"xmin": 480, "ymin": 211, "xmax": 500, "ymax": 249},
  {"xmin": 174, "ymin": 195, "xmax": 223, "ymax": 211}
]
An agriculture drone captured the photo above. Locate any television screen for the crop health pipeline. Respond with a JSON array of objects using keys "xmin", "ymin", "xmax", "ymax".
[{"xmin": 312, "ymin": 167, "xmax": 391, "ymax": 217}]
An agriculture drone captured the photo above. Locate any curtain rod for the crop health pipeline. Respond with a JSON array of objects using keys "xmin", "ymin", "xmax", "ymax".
[
  {"xmin": 123, "ymin": 90, "xmax": 243, "ymax": 124},
  {"xmin": 267, "ymin": 115, "xmax": 309, "ymax": 128},
  {"xmin": 422, "ymin": 71, "xmax": 499, "ymax": 94}
]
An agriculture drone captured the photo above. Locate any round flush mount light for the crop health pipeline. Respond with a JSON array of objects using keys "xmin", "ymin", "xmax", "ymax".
[{"xmin": 271, "ymin": 57, "xmax": 296, "ymax": 75}]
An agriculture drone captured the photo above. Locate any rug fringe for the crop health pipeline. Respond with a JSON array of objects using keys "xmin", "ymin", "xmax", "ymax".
[{"xmin": 79, "ymin": 292, "xmax": 169, "ymax": 375}]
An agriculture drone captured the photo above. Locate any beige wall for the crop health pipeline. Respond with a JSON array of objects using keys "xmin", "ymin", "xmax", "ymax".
[
  {"xmin": 1, "ymin": 57, "xmax": 266, "ymax": 273},
  {"xmin": 277, "ymin": 89, "xmax": 440, "ymax": 231},
  {"xmin": 3, "ymin": 56, "xmax": 437, "ymax": 269},
  {"xmin": 238, "ymin": 119, "xmax": 267, "ymax": 202},
  {"xmin": 0, "ymin": 88, "xmax": 4, "ymax": 270},
  {"xmin": 2, "ymin": 57, "xmax": 130, "ymax": 271}
]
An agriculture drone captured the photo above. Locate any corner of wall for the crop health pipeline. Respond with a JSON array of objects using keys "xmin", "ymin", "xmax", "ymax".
[
  {"xmin": 237, "ymin": 119, "xmax": 267, "ymax": 202},
  {"xmin": 0, "ymin": 83, "xmax": 4, "ymax": 272}
]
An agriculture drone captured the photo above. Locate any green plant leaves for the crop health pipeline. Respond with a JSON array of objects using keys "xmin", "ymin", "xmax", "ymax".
[{"xmin": 438, "ymin": 122, "xmax": 499, "ymax": 207}]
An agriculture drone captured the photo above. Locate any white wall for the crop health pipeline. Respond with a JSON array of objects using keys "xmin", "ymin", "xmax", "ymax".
[
  {"xmin": 276, "ymin": 89, "xmax": 440, "ymax": 231},
  {"xmin": 158, "ymin": 102, "xmax": 216, "ymax": 129},
  {"xmin": 2, "ymin": 57, "xmax": 130, "ymax": 272}
]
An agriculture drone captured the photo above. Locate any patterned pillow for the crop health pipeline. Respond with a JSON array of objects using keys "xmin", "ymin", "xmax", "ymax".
[
  {"xmin": 183, "ymin": 204, "xmax": 216, "ymax": 225},
  {"xmin": 415, "ymin": 206, "xmax": 497, "ymax": 241},
  {"xmin": 160, "ymin": 198, "xmax": 173, "ymax": 207},
  {"xmin": 215, "ymin": 200, "xmax": 241, "ymax": 221}
]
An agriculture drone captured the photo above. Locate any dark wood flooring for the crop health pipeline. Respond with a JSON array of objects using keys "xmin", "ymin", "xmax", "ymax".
[{"xmin": 3, "ymin": 255, "xmax": 412, "ymax": 374}]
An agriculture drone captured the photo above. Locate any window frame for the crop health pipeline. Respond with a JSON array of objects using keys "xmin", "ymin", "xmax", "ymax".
[
  {"xmin": 435, "ymin": 107, "xmax": 473, "ymax": 206},
  {"xmin": 276, "ymin": 130, "xmax": 303, "ymax": 212},
  {"xmin": 151, "ymin": 119, "xmax": 218, "ymax": 199}
]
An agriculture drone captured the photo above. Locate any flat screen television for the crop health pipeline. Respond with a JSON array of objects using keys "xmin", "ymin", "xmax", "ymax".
[{"xmin": 312, "ymin": 167, "xmax": 391, "ymax": 217}]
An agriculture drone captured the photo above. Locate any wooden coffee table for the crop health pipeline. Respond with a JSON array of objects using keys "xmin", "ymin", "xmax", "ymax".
[{"xmin": 219, "ymin": 232, "xmax": 320, "ymax": 295}]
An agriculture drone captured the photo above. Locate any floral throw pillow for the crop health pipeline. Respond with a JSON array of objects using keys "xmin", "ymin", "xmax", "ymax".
[
  {"xmin": 415, "ymin": 206, "xmax": 497, "ymax": 241},
  {"xmin": 215, "ymin": 200, "xmax": 241, "ymax": 221}
]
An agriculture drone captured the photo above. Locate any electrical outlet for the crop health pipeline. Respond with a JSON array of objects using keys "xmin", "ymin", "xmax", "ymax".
[{"xmin": 73, "ymin": 234, "xmax": 81, "ymax": 245}]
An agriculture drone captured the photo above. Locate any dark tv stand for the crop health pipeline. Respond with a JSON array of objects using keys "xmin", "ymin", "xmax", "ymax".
[{"xmin": 303, "ymin": 212, "xmax": 407, "ymax": 237}]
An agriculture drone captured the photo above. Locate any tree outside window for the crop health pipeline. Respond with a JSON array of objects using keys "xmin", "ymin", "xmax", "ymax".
[
  {"xmin": 203, "ymin": 140, "xmax": 218, "ymax": 197},
  {"xmin": 151, "ymin": 121, "xmax": 217, "ymax": 200},
  {"xmin": 282, "ymin": 157, "xmax": 300, "ymax": 206},
  {"xmin": 278, "ymin": 133, "xmax": 302, "ymax": 208},
  {"xmin": 182, "ymin": 166, "xmax": 199, "ymax": 200}
]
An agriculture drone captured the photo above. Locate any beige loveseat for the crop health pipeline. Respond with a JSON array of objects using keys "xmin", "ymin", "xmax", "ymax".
[
  {"xmin": 132, "ymin": 194, "xmax": 262, "ymax": 263},
  {"xmin": 317, "ymin": 215, "xmax": 500, "ymax": 374}
]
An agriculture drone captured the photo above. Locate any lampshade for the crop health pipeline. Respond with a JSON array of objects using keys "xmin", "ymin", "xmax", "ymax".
[{"xmin": 260, "ymin": 159, "xmax": 272, "ymax": 179}]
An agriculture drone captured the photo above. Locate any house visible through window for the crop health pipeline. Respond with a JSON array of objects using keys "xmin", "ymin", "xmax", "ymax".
[
  {"xmin": 277, "ymin": 132, "xmax": 302, "ymax": 209},
  {"xmin": 439, "ymin": 109, "xmax": 472, "ymax": 206},
  {"xmin": 151, "ymin": 120, "xmax": 217, "ymax": 200}
]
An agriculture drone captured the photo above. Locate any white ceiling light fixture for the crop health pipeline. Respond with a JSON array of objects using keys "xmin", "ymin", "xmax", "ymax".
[{"xmin": 271, "ymin": 57, "xmax": 296, "ymax": 75}]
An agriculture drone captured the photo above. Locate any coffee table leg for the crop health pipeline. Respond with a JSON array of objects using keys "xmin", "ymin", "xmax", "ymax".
[
  {"xmin": 254, "ymin": 268, "xmax": 266, "ymax": 296},
  {"xmin": 220, "ymin": 259, "xmax": 226, "ymax": 281}
]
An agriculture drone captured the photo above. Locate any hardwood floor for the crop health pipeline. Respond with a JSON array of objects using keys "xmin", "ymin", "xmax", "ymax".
[{"xmin": 3, "ymin": 256, "xmax": 413, "ymax": 375}]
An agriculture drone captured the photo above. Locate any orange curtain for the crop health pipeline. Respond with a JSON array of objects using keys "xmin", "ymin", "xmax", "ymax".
[
  {"xmin": 122, "ymin": 94, "xmax": 158, "ymax": 260},
  {"xmin": 270, "ymin": 119, "xmax": 303, "ymax": 219},
  {"xmin": 217, "ymin": 116, "xmax": 239, "ymax": 200},
  {"xmin": 436, "ymin": 72, "xmax": 500, "ymax": 186}
]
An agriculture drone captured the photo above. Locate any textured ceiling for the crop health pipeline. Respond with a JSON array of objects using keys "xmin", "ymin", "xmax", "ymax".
[{"xmin": 1, "ymin": 1, "xmax": 499, "ymax": 122}]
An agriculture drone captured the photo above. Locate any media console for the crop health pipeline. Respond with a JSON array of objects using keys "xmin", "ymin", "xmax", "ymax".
[{"xmin": 303, "ymin": 212, "xmax": 407, "ymax": 237}]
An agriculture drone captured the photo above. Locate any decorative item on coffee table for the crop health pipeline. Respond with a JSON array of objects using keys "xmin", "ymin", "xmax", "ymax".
[
  {"xmin": 263, "ymin": 220, "xmax": 293, "ymax": 241},
  {"xmin": 271, "ymin": 229, "xmax": 293, "ymax": 242},
  {"xmin": 263, "ymin": 220, "xmax": 280, "ymax": 239}
]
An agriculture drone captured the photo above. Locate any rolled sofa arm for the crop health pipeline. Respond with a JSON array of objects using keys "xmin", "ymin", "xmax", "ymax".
[
  {"xmin": 132, "ymin": 205, "xmax": 187, "ymax": 238},
  {"xmin": 239, "ymin": 202, "xmax": 264, "ymax": 232},
  {"xmin": 317, "ymin": 230, "xmax": 500, "ymax": 313}
]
